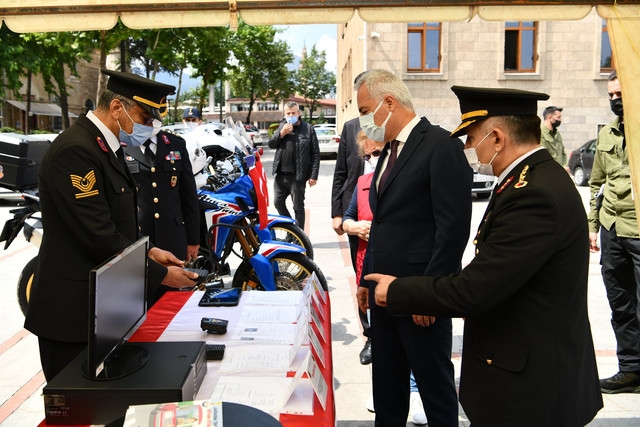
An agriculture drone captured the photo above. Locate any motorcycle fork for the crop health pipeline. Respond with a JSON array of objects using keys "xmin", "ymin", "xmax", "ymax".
[{"xmin": 234, "ymin": 219, "xmax": 261, "ymax": 290}]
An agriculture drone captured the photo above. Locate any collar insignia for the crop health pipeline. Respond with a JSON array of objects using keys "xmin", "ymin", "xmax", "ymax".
[
  {"xmin": 514, "ymin": 165, "xmax": 529, "ymax": 189},
  {"xmin": 71, "ymin": 170, "xmax": 99, "ymax": 199},
  {"xmin": 96, "ymin": 136, "xmax": 108, "ymax": 153},
  {"xmin": 496, "ymin": 176, "xmax": 514, "ymax": 194},
  {"xmin": 162, "ymin": 134, "xmax": 170, "ymax": 145}
]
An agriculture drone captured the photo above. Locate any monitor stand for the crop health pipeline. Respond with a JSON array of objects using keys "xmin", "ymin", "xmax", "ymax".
[{"xmin": 81, "ymin": 343, "xmax": 149, "ymax": 381}]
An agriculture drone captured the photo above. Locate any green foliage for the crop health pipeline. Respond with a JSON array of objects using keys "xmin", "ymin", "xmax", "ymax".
[
  {"xmin": 0, "ymin": 126, "xmax": 22, "ymax": 134},
  {"xmin": 228, "ymin": 21, "xmax": 294, "ymax": 123},
  {"xmin": 293, "ymin": 45, "xmax": 336, "ymax": 123}
]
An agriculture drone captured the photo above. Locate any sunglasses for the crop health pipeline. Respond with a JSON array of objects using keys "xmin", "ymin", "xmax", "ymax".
[{"xmin": 363, "ymin": 149, "xmax": 382, "ymax": 162}]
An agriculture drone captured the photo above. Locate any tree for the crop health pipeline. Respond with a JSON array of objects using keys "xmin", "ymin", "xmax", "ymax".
[
  {"xmin": 228, "ymin": 21, "xmax": 294, "ymax": 124},
  {"xmin": 293, "ymin": 45, "xmax": 335, "ymax": 124}
]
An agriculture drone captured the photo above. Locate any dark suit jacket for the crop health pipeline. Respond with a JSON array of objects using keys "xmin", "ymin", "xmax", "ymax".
[
  {"xmin": 24, "ymin": 114, "xmax": 166, "ymax": 343},
  {"xmin": 331, "ymin": 117, "xmax": 364, "ymax": 218},
  {"xmin": 125, "ymin": 131, "xmax": 199, "ymax": 260},
  {"xmin": 361, "ymin": 117, "xmax": 473, "ymax": 296},
  {"xmin": 387, "ymin": 149, "xmax": 603, "ymax": 426}
]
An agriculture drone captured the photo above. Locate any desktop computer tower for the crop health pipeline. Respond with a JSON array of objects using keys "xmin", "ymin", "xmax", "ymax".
[{"xmin": 43, "ymin": 341, "xmax": 207, "ymax": 425}]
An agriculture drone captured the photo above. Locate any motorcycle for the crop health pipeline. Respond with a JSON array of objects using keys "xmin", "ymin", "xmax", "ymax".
[
  {"xmin": 188, "ymin": 118, "xmax": 326, "ymax": 291},
  {"xmin": 186, "ymin": 122, "xmax": 314, "ymax": 260},
  {"xmin": 0, "ymin": 188, "xmax": 42, "ymax": 315}
]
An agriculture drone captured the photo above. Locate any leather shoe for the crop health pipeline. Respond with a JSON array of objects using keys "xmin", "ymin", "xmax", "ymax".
[
  {"xmin": 359, "ymin": 339, "xmax": 372, "ymax": 365},
  {"xmin": 600, "ymin": 371, "xmax": 640, "ymax": 394}
]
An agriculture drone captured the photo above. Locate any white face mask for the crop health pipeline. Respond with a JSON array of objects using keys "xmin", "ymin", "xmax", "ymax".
[
  {"xmin": 359, "ymin": 99, "xmax": 392, "ymax": 142},
  {"xmin": 463, "ymin": 130, "xmax": 498, "ymax": 176},
  {"xmin": 185, "ymin": 121, "xmax": 199, "ymax": 131}
]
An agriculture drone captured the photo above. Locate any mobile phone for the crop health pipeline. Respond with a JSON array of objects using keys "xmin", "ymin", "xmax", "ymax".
[{"xmin": 198, "ymin": 287, "xmax": 242, "ymax": 307}]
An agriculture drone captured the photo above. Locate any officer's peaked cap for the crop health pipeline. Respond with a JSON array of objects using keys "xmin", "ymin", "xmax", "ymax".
[
  {"xmin": 102, "ymin": 69, "xmax": 175, "ymax": 120},
  {"xmin": 450, "ymin": 86, "xmax": 549, "ymax": 137},
  {"xmin": 183, "ymin": 107, "xmax": 202, "ymax": 119}
]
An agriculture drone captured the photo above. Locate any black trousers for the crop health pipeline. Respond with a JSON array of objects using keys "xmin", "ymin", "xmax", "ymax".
[
  {"xmin": 370, "ymin": 305, "xmax": 458, "ymax": 427},
  {"xmin": 38, "ymin": 337, "xmax": 87, "ymax": 382},
  {"xmin": 600, "ymin": 224, "xmax": 640, "ymax": 372}
]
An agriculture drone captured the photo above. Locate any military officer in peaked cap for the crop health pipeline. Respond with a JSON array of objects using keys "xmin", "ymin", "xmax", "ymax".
[
  {"xmin": 125, "ymin": 106, "xmax": 200, "ymax": 304},
  {"xmin": 25, "ymin": 69, "xmax": 199, "ymax": 382},
  {"xmin": 367, "ymin": 86, "xmax": 603, "ymax": 426},
  {"xmin": 182, "ymin": 107, "xmax": 203, "ymax": 131}
]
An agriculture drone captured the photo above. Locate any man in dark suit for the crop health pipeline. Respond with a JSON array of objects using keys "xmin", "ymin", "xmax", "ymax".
[
  {"xmin": 355, "ymin": 70, "xmax": 472, "ymax": 426},
  {"xmin": 24, "ymin": 69, "xmax": 198, "ymax": 382},
  {"xmin": 369, "ymin": 86, "xmax": 603, "ymax": 426}
]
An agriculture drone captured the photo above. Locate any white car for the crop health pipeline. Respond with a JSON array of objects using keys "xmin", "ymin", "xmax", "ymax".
[
  {"xmin": 315, "ymin": 127, "xmax": 340, "ymax": 158},
  {"xmin": 472, "ymin": 171, "xmax": 496, "ymax": 199}
]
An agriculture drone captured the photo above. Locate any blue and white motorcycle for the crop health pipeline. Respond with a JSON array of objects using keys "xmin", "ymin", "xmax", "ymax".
[{"xmin": 185, "ymin": 119, "xmax": 325, "ymax": 291}]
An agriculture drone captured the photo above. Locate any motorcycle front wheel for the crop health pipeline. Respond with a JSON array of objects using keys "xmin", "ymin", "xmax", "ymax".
[
  {"xmin": 267, "ymin": 223, "xmax": 314, "ymax": 260},
  {"xmin": 232, "ymin": 253, "xmax": 327, "ymax": 291},
  {"xmin": 17, "ymin": 255, "xmax": 38, "ymax": 316}
]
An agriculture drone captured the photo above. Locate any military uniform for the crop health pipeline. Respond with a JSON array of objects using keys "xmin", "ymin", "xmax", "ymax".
[
  {"xmin": 125, "ymin": 130, "xmax": 199, "ymax": 260},
  {"xmin": 385, "ymin": 86, "xmax": 602, "ymax": 426},
  {"xmin": 540, "ymin": 123, "xmax": 567, "ymax": 166},
  {"xmin": 24, "ymin": 69, "xmax": 177, "ymax": 382}
]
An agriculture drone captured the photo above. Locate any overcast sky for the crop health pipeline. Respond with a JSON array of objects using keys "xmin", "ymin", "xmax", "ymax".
[{"xmin": 274, "ymin": 24, "xmax": 338, "ymax": 73}]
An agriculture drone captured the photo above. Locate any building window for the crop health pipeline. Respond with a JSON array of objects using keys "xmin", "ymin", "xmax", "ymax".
[
  {"xmin": 504, "ymin": 22, "xmax": 537, "ymax": 72},
  {"xmin": 407, "ymin": 23, "xmax": 441, "ymax": 73},
  {"xmin": 601, "ymin": 19, "xmax": 615, "ymax": 72}
]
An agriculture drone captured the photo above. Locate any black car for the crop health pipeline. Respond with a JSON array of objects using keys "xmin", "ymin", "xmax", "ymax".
[{"xmin": 568, "ymin": 139, "xmax": 596, "ymax": 186}]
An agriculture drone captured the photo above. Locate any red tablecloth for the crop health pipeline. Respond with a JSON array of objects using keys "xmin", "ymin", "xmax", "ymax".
[{"xmin": 41, "ymin": 290, "xmax": 335, "ymax": 427}]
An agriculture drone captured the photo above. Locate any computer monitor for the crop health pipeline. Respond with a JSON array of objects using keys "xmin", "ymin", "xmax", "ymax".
[{"xmin": 83, "ymin": 237, "xmax": 149, "ymax": 381}]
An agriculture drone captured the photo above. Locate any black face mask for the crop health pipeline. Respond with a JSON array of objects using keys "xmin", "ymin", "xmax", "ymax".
[
  {"xmin": 610, "ymin": 98, "xmax": 624, "ymax": 117},
  {"xmin": 551, "ymin": 120, "xmax": 561, "ymax": 130}
]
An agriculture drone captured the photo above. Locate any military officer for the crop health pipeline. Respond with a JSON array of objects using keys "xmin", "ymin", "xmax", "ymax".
[
  {"xmin": 367, "ymin": 86, "xmax": 603, "ymax": 426},
  {"xmin": 124, "ymin": 124, "xmax": 200, "ymax": 302},
  {"xmin": 24, "ymin": 69, "xmax": 199, "ymax": 382}
]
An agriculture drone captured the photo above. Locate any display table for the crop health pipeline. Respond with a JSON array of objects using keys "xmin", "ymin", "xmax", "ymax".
[{"xmin": 39, "ymin": 288, "xmax": 334, "ymax": 427}]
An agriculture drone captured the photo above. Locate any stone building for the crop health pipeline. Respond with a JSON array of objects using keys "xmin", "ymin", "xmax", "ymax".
[
  {"xmin": 337, "ymin": 8, "xmax": 615, "ymax": 152},
  {"xmin": 1, "ymin": 54, "xmax": 100, "ymax": 133}
]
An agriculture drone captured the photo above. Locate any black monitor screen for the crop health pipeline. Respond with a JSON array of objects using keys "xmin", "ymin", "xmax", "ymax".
[{"xmin": 85, "ymin": 237, "xmax": 149, "ymax": 380}]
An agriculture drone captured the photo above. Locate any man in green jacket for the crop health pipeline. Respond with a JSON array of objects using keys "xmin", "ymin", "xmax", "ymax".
[
  {"xmin": 588, "ymin": 70, "xmax": 640, "ymax": 394},
  {"xmin": 540, "ymin": 105, "xmax": 568, "ymax": 171}
]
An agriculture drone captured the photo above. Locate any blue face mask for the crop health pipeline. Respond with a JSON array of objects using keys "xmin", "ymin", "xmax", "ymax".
[
  {"xmin": 118, "ymin": 107, "xmax": 154, "ymax": 147},
  {"xmin": 285, "ymin": 115, "xmax": 299, "ymax": 125}
]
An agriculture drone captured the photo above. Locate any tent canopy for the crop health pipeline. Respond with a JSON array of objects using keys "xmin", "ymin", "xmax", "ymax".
[
  {"xmin": 6, "ymin": 100, "xmax": 79, "ymax": 118},
  {"xmin": 1, "ymin": 1, "xmax": 640, "ymax": 31}
]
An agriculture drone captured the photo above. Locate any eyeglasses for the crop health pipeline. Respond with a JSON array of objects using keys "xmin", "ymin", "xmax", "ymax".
[{"xmin": 363, "ymin": 149, "xmax": 382, "ymax": 162}]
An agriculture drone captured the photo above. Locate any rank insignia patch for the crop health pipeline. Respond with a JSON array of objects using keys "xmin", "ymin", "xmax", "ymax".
[
  {"xmin": 71, "ymin": 170, "xmax": 99, "ymax": 199},
  {"xmin": 514, "ymin": 165, "xmax": 529, "ymax": 189}
]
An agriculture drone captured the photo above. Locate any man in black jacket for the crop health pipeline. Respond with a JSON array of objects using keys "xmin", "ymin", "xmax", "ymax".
[
  {"xmin": 24, "ymin": 70, "xmax": 198, "ymax": 382},
  {"xmin": 268, "ymin": 101, "xmax": 320, "ymax": 230}
]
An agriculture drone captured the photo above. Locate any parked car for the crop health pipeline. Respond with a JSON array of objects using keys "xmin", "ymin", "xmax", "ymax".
[
  {"xmin": 472, "ymin": 171, "xmax": 496, "ymax": 199},
  {"xmin": 315, "ymin": 126, "xmax": 340, "ymax": 158},
  {"xmin": 244, "ymin": 124, "xmax": 263, "ymax": 146},
  {"xmin": 568, "ymin": 138, "xmax": 596, "ymax": 186}
]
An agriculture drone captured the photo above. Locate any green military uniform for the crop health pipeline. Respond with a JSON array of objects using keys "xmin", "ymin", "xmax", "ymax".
[
  {"xmin": 540, "ymin": 124, "xmax": 567, "ymax": 166},
  {"xmin": 588, "ymin": 117, "xmax": 637, "ymax": 237}
]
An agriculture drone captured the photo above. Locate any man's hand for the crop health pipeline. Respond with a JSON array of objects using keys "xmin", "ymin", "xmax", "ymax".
[
  {"xmin": 332, "ymin": 216, "xmax": 344, "ymax": 235},
  {"xmin": 589, "ymin": 232, "xmax": 600, "ymax": 252},
  {"xmin": 186, "ymin": 244, "xmax": 200, "ymax": 264},
  {"xmin": 365, "ymin": 273, "xmax": 397, "ymax": 307},
  {"xmin": 345, "ymin": 220, "xmax": 371, "ymax": 241},
  {"xmin": 162, "ymin": 265, "xmax": 198, "ymax": 289},
  {"xmin": 413, "ymin": 314, "xmax": 436, "ymax": 327},
  {"xmin": 148, "ymin": 247, "xmax": 184, "ymax": 267},
  {"xmin": 356, "ymin": 286, "xmax": 369, "ymax": 314},
  {"xmin": 309, "ymin": 179, "xmax": 317, "ymax": 187},
  {"xmin": 280, "ymin": 122, "xmax": 294, "ymax": 137}
]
